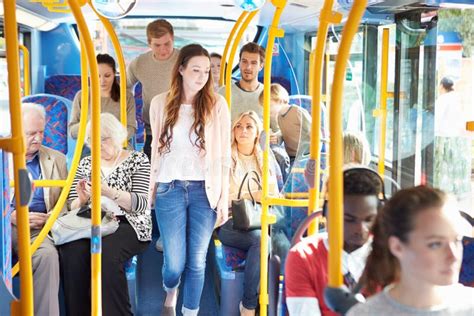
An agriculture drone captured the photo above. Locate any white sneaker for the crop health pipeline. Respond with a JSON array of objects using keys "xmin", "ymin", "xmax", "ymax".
[{"xmin": 155, "ymin": 237, "xmax": 163, "ymax": 252}]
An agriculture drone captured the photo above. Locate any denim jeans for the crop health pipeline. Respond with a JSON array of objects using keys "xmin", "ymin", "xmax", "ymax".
[
  {"xmin": 155, "ymin": 180, "xmax": 217, "ymax": 314},
  {"xmin": 217, "ymin": 220, "xmax": 264, "ymax": 309}
]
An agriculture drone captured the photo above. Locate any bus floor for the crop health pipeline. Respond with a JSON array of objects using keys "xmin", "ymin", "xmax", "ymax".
[{"xmin": 133, "ymin": 236, "xmax": 220, "ymax": 316}]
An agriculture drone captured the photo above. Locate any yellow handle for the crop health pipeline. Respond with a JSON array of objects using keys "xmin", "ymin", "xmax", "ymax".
[
  {"xmin": 18, "ymin": 45, "xmax": 30, "ymax": 96},
  {"xmin": 220, "ymin": 12, "xmax": 248, "ymax": 87},
  {"xmin": 2, "ymin": 0, "xmax": 34, "ymax": 314},
  {"xmin": 327, "ymin": 0, "xmax": 367, "ymax": 288}
]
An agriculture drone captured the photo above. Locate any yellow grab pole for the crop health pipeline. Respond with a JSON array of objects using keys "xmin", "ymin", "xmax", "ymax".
[
  {"xmin": 11, "ymin": 36, "xmax": 90, "ymax": 278},
  {"xmin": 374, "ymin": 28, "xmax": 389, "ymax": 177},
  {"xmin": 88, "ymin": 1, "xmax": 128, "ymax": 148},
  {"xmin": 19, "ymin": 44, "xmax": 30, "ymax": 96},
  {"xmin": 67, "ymin": 1, "xmax": 102, "ymax": 315},
  {"xmin": 220, "ymin": 12, "xmax": 248, "ymax": 87},
  {"xmin": 327, "ymin": 0, "xmax": 367, "ymax": 288},
  {"xmin": 224, "ymin": 10, "xmax": 259, "ymax": 108},
  {"xmin": 260, "ymin": 1, "xmax": 287, "ymax": 315},
  {"xmin": 2, "ymin": 1, "xmax": 34, "ymax": 314},
  {"xmin": 308, "ymin": 0, "xmax": 342, "ymax": 236}
]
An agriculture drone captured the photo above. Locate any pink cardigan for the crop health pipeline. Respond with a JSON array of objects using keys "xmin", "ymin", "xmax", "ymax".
[{"xmin": 148, "ymin": 92, "xmax": 231, "ymax": 212}]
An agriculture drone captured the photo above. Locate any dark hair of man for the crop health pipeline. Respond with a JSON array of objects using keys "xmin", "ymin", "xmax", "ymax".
[{"xmin": 239, "ymin": 42, "xmax": 265, "ymax": 64}]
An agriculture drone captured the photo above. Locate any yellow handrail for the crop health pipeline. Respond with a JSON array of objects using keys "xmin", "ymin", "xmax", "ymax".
[
  {"xmin": 374, "ymin": 28, "xmax": 389, "ymax": 177},
  {"xmin": 10, "ymin": 180, "xmax": 66, "ymax": 187},
  {"xmin": 308, "ymin": 0, "xmax": 342, "ymax": 236},
  {"xmin": 88, "ymin": 0, "xmax": 128, "ymax": 148},
  {"xmin": 260, "ymin": 1, "xmax": 287, "ymax": 314},
  {"xmin": 220, "ymin": 12, "xmax": 248, "ymax": 87},
  {"xmin": 67, "ymin": 1, "xmax": 103, "ymax": 315},
  {"xmin": 11, "ymin": 34, "xmax": 90, "ymax": 282},
  {"xmin": 2, "ymin": 1, "xmax": 34, "ymax": 314},
  {"xmin": 224, "ymin": 10, "xmax": 259, "ymax": 108},
  {"xmin": 18, "ymin": 45, "xmax": 30, "ymax": 96},
  {"xmin": 327, "ymin": 0, "xmax": 367, "ymax": 288}
]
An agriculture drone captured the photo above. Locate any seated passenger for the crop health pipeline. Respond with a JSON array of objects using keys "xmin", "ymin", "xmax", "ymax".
[
  {"xmin": 11, "ymin": 103, "xmax": 67, "ymax": 316},
  {"xmin": 304, "ymin": 131, "xmax": 371, "ymax": 189},
  {"xmin": 348, "ymin": 186, "xmax": 474, "ymax": 315},
  {"xmin": 210, "ymin": 52, "xmax": 222, "ymax": 90},
  {"xmin": 285, "ymin": 166, "xmax": 383, "ymax": 316},
  {"xmin": 59, "ymin": 113, "xmax": 151, "ymax": 316},
  {"xmin": 259, "ymin": 83, "xmax": 311, "ymax": 167},
  {"xmin": 217, "ymin": 111, "xmax": 279, "ymax": 316},
  {"xmin": 69, "ymin": 53, "xmax": 137, "ymax": 145}
]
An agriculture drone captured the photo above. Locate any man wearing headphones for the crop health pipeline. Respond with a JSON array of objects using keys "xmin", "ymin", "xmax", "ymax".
[{"xmin": 285, "ymin": 166, "xmax": 384, "ymax": 316}]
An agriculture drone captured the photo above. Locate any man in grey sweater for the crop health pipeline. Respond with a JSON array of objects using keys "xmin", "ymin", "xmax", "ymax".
[
  {"xmin": 218, "ymin": 42, "xmax": 265, "ymax": 121},
  {"xmin": 127, "ymin": 19, "xmax": 179, "ymax": 159}
]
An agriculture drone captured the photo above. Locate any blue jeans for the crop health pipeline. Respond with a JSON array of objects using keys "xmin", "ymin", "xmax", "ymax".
[
  {"xmin": 217, "ymin": 220, "xmax": 263, "ymax": 309},
  {"xmin": 155, "ymin": 180, "xmax": 217, "ymax": 313}
]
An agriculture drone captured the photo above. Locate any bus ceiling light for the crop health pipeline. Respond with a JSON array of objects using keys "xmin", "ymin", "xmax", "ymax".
[
  {"xmin": 234, "ymin": 0, "xmax": 265, "ymax": 11},
  {"xmin": 0, "ymin": 2, "xmax": 58, "ymax": 31}
]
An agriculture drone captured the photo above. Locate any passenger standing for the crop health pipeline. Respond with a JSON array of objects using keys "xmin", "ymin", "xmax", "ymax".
[
  {"xmin": 217, "ymin": 111, "xmax": 279, "ymax": 316},
  {"xmin": 285, "ymin": 166, "xmax": 383, "ymax": 316},
  {"xmin": 348, "ymin": 186, "xmax": 474, "ymax": 315},
  {"xmin": 69, "ymin": 53, "xmax": 136, "ymax": 143},
  {"xmin": 127, "ymin": 19, "xmax": 180, "ymax": 160},
  {"xmin": 11, "ymin": 103, "xmax": 67, "ymax": 316},
  {"xmin": 149, "ymin": 44, "xmax": 231, "ymax": 316},
  {"xmin": 210, "ymin": 52, "xmax": 222, "ymax": 90},
  {"xmin": 218, "ymin": 42, "xmax": 265, "ymax": 121}
]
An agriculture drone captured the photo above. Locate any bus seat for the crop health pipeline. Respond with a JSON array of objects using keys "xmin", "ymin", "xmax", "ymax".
[
  {"xmin": 460, "ymin": 236, "xmax": 474, "ymax": 287},
  {"xmin": 45, "ymin": 75, "xmax": 82, "ymax": 101},
  {"xmin": 22, "ymin": 94, "xmax": 75, "ymax": 168},
  {"xmin": 272, "ymin": 77, "xmax": 291, "ymax": 95},
  {"xmin": 289, "ymin": 94, "xmax": 312, "ymax": 113},
  {"xmin": 133, "ymin": 82, "xmax": 145, "ymax": 145},
  {"xmin": 214, "ymin": 241, "xmax": 244, "ymax": 316}
]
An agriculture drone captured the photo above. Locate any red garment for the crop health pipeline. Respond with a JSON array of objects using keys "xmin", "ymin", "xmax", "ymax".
[{"xmin": 285, "ymin": 237, "xmax": 339, "ymax": 316}]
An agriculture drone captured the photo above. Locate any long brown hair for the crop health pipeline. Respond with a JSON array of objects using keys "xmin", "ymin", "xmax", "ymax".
[
  {"xmin": 158, "ymin": 44, "xmax": 215, "ymax": 154},
  {"xmin": 360, "ymin": 185, "xmax": 447, "ymax": 295},
  {"xmin": 97, "ymin": 53, "xmax": 120, "ymax": 102}
]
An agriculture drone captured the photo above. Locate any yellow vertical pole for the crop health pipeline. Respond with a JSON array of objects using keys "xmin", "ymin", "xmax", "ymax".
[
  {"xmin": 67, "ymin": 0, "xmax": 102, "ymax": 315},
  {"xmin": 327, "ymin": 0, "xmax": 367, "ymax": 288},
  {"xmin": 224, "ymin": 11, "xmax": 259, "ymax": 108},
  {"xmin": 307, "ymin": 0, "xmax": 342, "ymax": 236},
  {"xmin": 2, "ymin": 1, "xmax": 34, "ymax": 314},
  {"xmin": 375, "ymin": 28, "xmax": 389, "ymax": 177},
  {"xmin": 260, "ymin": 1, "xmax": 286, "ymax": 315},
  {"xmin": 89, "ymin": 1, "xmax": 128, "ymax": 148},
  {"xmin": 220, "ymin": 12, "xmax": 248, "ymax": 87},
  {"xmin": 19, "ymin": 44, "xmax": 30, "ymax": 96}
]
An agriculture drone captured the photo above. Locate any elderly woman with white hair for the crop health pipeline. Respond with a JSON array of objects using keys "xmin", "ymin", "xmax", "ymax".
[{"xmin": 59, "ymin": 113, "xmax": 152, "ymax": 316}]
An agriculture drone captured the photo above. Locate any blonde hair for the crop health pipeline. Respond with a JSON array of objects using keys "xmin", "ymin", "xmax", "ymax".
[
  {"xmin": 343, "ymin": 131, "xmax": 371, "ymax": 165},
  {"xmin": 258, "ymin": 83, "xmax": 289, "ymax": 107},
  {"xmin": 85, "ymin": 113, "xmax": 127, "ymax": 149},
  {"xmin": 231, "ymin": 111, "xmax": 265, "ymax": 170}
]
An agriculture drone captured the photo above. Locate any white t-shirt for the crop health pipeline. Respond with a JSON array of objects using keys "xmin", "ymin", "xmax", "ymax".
[{"xmin": 156, "ymin": 104, "xmax": 206, "ymax": 182}]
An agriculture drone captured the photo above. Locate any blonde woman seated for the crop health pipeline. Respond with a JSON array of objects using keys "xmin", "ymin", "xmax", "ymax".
[
  {"xmin": 59, "ymin": 113, "xmax": 152, "ymax": 316},
  {"xmin": 217, "ymin": 111, "xmax": 279, "ymax": 316}
]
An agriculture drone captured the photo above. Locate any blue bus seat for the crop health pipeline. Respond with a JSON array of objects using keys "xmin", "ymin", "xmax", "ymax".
[
  {"xmin": 460, "ymin": 237, "xmax": 474, "ymax": 287},
  {"xmin": 44, "ymin": 75, "xmax": 145, "ymax": 148},
  {"xmin": 214, "ymin": 240, "xmax": 245, "ymax": 316},
  {"xmin": 22, "ymin": 94, "xmax": 76, "ymax": 168}
]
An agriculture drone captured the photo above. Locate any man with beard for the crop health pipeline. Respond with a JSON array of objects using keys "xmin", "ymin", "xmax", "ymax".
[{"xmin": 219, "ymin": 42, "xmax": 264, "ymax": 121}]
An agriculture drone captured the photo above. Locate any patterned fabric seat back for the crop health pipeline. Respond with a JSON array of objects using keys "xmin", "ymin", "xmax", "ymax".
[
  {"xmin": 0, "ymin": 150, "xmax": 12, "ymax": 290},
  {"xmin": 44, "ymin": 75, "xmax": 145, "ymax": 146},
  {"xmin": 22, "ymin": 94, "xmax": 72, "ymax": 157}
]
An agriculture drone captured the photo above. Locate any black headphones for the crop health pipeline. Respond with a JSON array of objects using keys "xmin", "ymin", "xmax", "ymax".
[{"xmin": 322, "ymin": 166, "xmax": 386, "ymax": 217}]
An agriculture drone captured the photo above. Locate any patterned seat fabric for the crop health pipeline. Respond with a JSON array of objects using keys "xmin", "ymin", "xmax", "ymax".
[
  {"xmin": 45, "ymin": 75, "xmax": 81, "ymax": 101},
  {"xmin": 460, "ymin": 237, "xmax": 474, "ymax": 287},
  {"xmin": 44, "ymin": 75, "xmax": 145, "ymax": 145},
  {"xmin": 222, "ymin": 245, "xmax": 247, "ymax": 270},
  {"xmin": 0, "ymin": 150, "xmax": 12, "ymax": 289},
  {"xmin": 22, "ymin": 94, "xmax": 71, "ymax": 155}
]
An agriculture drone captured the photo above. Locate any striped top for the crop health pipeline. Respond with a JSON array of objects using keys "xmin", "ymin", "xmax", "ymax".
[{"xmin": 68, "ymin": 151, "xmax": 152, "ymax": 241}]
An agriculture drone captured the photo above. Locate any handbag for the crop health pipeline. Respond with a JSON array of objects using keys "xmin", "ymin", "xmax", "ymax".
[
  {"xmin": 232, "ymin": 171, "xmax": 263, "ymax": 231},
  {"xmin": 50, "ymin": 204, "xmax": 119, "ymax": 246}
]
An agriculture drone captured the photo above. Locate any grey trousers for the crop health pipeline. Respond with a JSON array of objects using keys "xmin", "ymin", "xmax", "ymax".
[{"xmin": 13, "ymin": 227, "xmax": 60, "ymax": 316}]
